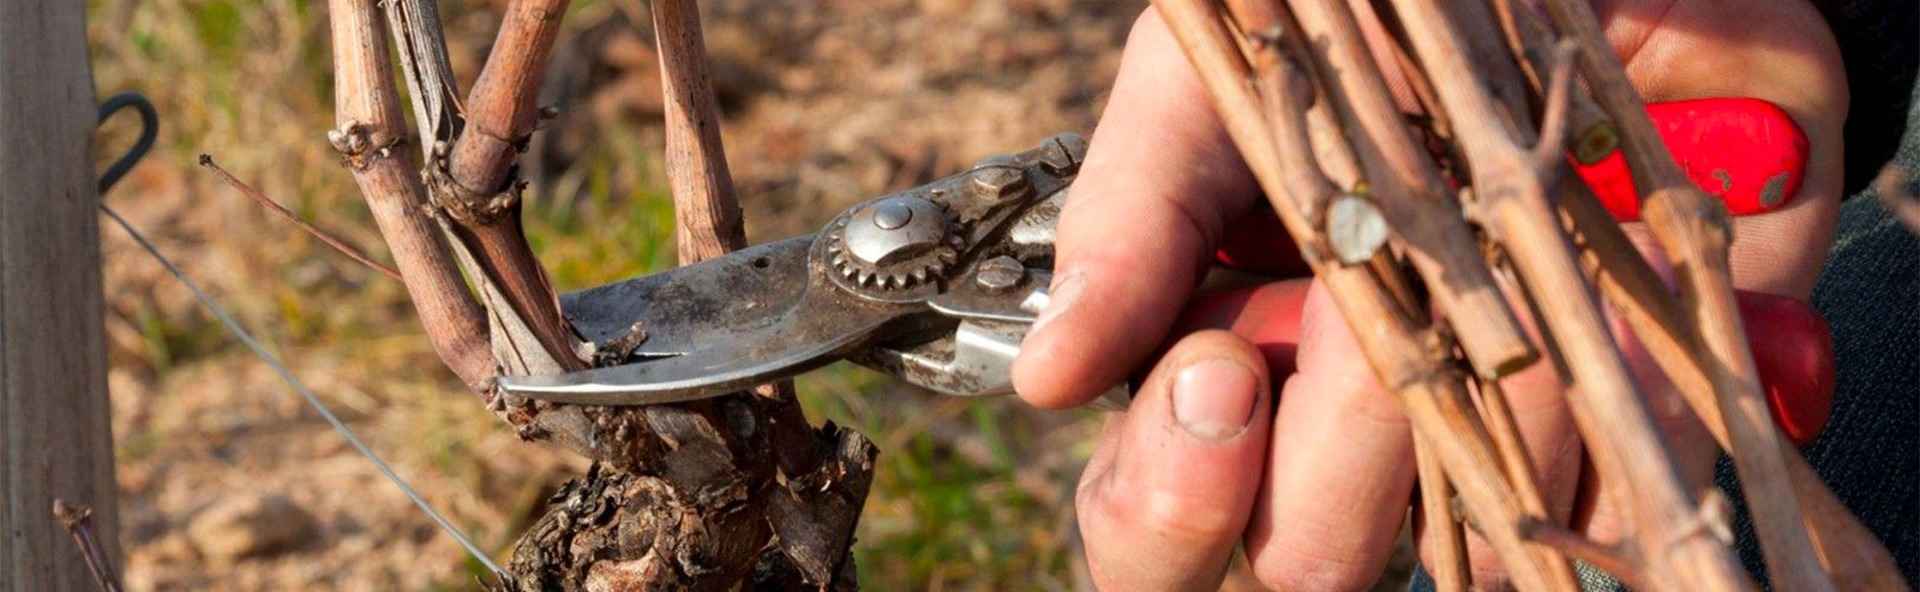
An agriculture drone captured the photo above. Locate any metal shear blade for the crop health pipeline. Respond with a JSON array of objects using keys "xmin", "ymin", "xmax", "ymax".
[
  {"xmin": 561, "ymin": 236, "xmax": 814, "ymax": 357},
  {"xmin": 504, "ymin": 295, "xmax": 895, "ymax": 404},
  {"xmin": 524, "ymin": 236, "xmax": 920, "ymax": 404},
  {"xmin": 498, "ymin": 133, "xmax": 1092, "ymax": 406}
]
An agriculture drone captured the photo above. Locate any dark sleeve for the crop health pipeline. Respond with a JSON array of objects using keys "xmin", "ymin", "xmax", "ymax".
[{"xmin": 1813, "ymin": 0, "xmax": 1918, "ymax": 194}]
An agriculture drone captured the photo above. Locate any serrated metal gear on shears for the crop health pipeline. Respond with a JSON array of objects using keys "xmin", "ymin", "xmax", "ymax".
[{"xmin": 497, "ymin": 133, "xmax": 1130, "ymax": 408}]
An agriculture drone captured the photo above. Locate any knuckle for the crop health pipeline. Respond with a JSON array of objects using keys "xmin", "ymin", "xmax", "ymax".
[
  {"xmin": 1082, "ymin": 480, "xmax": 1244, "ymax": 547},
  {"xmin": 1250, "ymin": 542, "xmax": 1383, "ymax": 592},
  {"xmin": 1138, "ymin": 489, "xmax": 1245, "ymax": 542},
  {"xmin": 1074, "ymin": 471, "xmax": 1108, "ymax": 526},
  {"xmin": 1076, "ymin": 477, "xmax": 1241, "ymax": 588}
]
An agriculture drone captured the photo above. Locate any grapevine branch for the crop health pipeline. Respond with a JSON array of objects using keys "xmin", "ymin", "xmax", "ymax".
[{"xmin": 326, "ymin": 0, "xmax": 873, "ymax": 588}]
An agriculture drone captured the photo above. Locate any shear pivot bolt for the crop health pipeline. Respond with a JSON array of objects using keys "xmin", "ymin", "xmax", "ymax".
[
  {"xmin": 845, "ymin": 196, "xmax": 948, "ymax": 267},
  {"xmin": 971, "ymin": 166, "xmax": 1028, "ymax": 202},
  {"xmin": 975, "ymin": 256, "xmax": 1026, "ymax": 292},
  {"xmin": 873, "ymin": 201, "xmax": 914, "ymax": 230}
]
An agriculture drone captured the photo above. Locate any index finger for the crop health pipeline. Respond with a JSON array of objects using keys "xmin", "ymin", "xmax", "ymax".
[{"xmin": 1011, "ymin": 7, "xmax": 1262, "ymax": 409}]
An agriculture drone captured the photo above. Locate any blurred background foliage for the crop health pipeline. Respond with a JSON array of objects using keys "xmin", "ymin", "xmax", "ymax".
[{"xmin": 87, "ymin": 0, "xmax": 1155, "ymax": 589}]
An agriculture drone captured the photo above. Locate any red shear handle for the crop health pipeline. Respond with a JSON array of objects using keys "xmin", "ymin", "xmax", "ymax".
[
  {"xmin": 1739, "ymin": 290, "xmax": 1836, "ymax": 446},
  {"xmin": 1572, "ymin": 97, "xmax": 1810, "ymax": 220},
  {"xmin": 1207, "ymin": 97, "xmax": 1831, "ymax": 444}
]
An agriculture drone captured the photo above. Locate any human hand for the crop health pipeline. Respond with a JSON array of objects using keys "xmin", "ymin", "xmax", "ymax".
[{"xmin": 1021, "ymin": 1, "xmax": 1848, "ymax": 589}]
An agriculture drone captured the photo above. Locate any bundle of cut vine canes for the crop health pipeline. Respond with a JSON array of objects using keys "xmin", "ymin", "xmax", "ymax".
[{"xmin": 1146, "ymin": 0, "xmax": 1903, "ymax": 590}]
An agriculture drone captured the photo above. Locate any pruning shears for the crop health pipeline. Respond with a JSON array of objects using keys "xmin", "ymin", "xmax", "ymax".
[
  {"xmin": 500, "ymin": 133, "xmax": 1128, "ymax": 406},
  {"xmin": 502, "ymin": 98, "xmax": 1836, "ymax": 444}
]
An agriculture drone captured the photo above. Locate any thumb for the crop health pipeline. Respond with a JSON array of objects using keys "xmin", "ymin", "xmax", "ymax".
[{"xmin": 1076, "ymin": 330, "xmax": 1273, "ymax": 591}]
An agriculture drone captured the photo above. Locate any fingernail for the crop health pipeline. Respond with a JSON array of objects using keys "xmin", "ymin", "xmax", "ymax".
[
  {"xmin": 1172, "ymin": 358, "xmax": 1259, "ymax": 441},
  {"xmin": 1032, "ymin": 270, "xmax": 1085, "ymax": 334}
]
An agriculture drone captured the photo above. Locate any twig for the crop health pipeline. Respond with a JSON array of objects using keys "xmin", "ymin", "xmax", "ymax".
[
  {"xmin": 1536, "ymin": 1, "xmax": 1842, "ymax": 588},
  {"xmin": 1559, "ymin": 157, "xmax": 1907, "ymax": 591},
  {"xmin": 446, "ymin": 0, "xmax": 565, "ymax": 196},
  {"xmin": 1384, "ymin": 0, "xmax": 1753, "ymax": 588},
  {"xmin": 1372, "ymin": 10, "xmax": 1452, "ymax": 141},
  {"xmin": 1277, "ymin": 0, "xmax": 1577, "ymax": 585},
  {"xmin": 650, "ymin": 2, "xmax": 870, "ymax": 584},
  {"xmin": 1487, "ymin": 0, "xmax": 1615, "ymax": 164},
  {"xmin": 1370, "ymin": 0, "xmax": 1531, "ymax": 123},
  {"xmin": 648, "ymin": 0, "xmax": 825, "ymax": 477},
  {"xmin": 1471, "ymin": 380, "xmax": 1559, "ymax": 538},
  {"xmin": 1273, "ymin": 0, "xmax": 1538, "ymax": 382},
  {"xmin": 382, "ymin": 0, "xmax": 462, "ymax": 153},
  {"xmin": 51, "ymin": 500, "xmax": 121, "ymax": 592},
  {"xmin": 327, "ymin": 0, "xmax": 496, "ymax": 394},
  {"xmin": 1490, "ymin": 4, "xmax": 1896, "ymax": 587},
  {"xmin": 432, "ymin": 0, "xmax": 586, "ymax": 374},
  {"xmin": 373, "ymin": 0, "xmax": 584, "ymax": 384},
  {"xmin": 199, "ymin": 155, "xmax": 403, "ymax": 281},
  {"xmin": 1413, "ymin": 435, "xmax": 1469, "ymax": 591},
  {"xmin": 1149, "ymin": 1, "xmax": 1566, "ymax": 588},
  {"xmin": 653, "ymin": 0, "xmax": 746, "ymax": 264}
]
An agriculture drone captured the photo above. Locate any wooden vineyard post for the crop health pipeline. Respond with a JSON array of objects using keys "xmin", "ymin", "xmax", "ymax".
[{"xmin": 0, "ymin": 1, "xmax": 124, "ymax": 590}]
